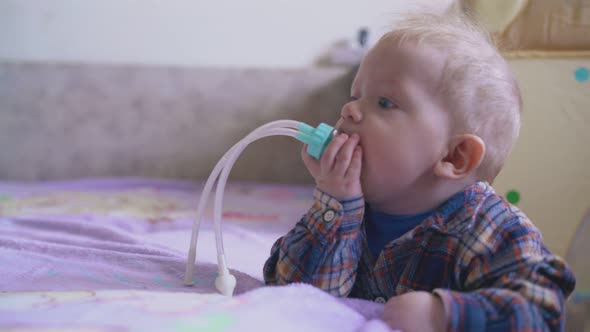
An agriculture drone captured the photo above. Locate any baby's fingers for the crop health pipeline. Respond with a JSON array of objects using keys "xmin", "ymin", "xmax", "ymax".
[
  {"xmin": 333, "ymin": 133, "xmax": 360, "ymax": 176},
  {"xmin": 320, "ymin": 133, "xmax": 348, "ymax": 174},
  {"xmin": 345, "ymin": 145, "xmax": 362, "ymax": 179}
]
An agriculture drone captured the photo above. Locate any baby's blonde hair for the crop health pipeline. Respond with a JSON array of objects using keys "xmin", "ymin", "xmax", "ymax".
[{"xmin": 381, "ymin": 12, "xmax": 522, "ymax": 182}]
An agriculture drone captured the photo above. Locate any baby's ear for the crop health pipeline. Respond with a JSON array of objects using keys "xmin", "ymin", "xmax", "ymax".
[{"xmin": 434, "ymin": 135, "xmax": 485, "ymax": 179}]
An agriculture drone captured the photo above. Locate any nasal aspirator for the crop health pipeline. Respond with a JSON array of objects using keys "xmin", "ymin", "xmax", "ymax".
[{"xmin": 184, "ymin": 121, "xmax": 336, "ymax": 296}]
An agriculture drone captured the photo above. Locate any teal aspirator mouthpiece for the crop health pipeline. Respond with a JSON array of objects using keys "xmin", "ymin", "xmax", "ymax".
[{"xmin": 296, "ymin": 123, "xmax": 335, "ymax": 159}]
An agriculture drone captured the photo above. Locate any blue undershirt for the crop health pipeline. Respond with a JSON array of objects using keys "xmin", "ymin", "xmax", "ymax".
[{"xmin": 365, "ymin": 205, "xmax": 432, "ymax": 259}]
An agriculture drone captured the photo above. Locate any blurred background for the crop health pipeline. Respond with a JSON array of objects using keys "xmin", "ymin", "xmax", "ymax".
[
  {"xmin": 0, "ymin": 0, "xmax": 452, "ymax": 67},
  {"xmin": 0, "ymin": 0, "xmax": 454, "ymax": 184}
]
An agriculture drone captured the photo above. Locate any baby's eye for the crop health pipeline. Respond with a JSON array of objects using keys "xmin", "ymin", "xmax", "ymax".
[
  {"xmin": 378, "ymin": 97, "xmax": 397, "ymax": 109},
  {"xmin": 349, "ymin": 96, "xmax": 359, "ymax": 102}
]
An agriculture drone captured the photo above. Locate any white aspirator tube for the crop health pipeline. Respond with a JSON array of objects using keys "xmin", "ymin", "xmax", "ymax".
[{"xmin": 183, "ymin": 120, "xmax": 335, "ymax": 296}]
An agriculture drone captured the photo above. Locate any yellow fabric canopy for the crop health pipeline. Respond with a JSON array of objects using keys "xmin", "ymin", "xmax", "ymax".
[{"xmin": 461, "ymin": 0, "xmax": 590, "ymax": 51}]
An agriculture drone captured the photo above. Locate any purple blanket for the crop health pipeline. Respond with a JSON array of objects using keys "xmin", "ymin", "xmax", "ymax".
[
  {"xmin": 0, "ymin": 215, "xmax": 261, "ymax": 293},
  {"xmin": 0, "ymin": 178, "xmax": 390, "ymax": 331}
]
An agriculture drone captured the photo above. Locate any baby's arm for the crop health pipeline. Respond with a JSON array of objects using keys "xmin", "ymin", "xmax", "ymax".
[
  {"xmin": 263, "ymin": 133, "xmax": 365, "ymax": 296},
  {"xmin": 434, "ymin": 218, "xmax": 575, "ymax": 331},
  {"xmin": 263, "ymin": 189, "xmax": 364, "ymax": 296}
]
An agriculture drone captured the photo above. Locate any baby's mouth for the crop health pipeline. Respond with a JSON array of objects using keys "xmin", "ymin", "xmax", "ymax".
[
  {"xmin": 334, "ymin": 129, "xmax": 363, "ymax": 150},
  {"xmin": 334, "ymin": 127, "xmax": 354, "ymax": 139},
  {"xmin": 334, "ymin": 126, "xmax": 349, "ymax": 137}
]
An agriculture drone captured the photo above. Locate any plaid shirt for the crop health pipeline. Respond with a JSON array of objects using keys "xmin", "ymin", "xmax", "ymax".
[{"xmin": 264, "ymin": 182, "xmax": 575, "ymax": 331}]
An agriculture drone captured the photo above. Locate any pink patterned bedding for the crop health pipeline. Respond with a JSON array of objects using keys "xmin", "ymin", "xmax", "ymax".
[{"xmin": 0, "ymin": 177, "xmax": 313, "ymax": 233}]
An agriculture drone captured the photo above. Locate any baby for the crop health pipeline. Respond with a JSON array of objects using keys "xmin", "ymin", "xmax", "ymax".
[{"xmin": 263, "ymin": 12, "xmax": 575, "ymax": 332}]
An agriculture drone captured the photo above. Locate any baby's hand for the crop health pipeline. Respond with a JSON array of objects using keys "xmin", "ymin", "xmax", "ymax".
[
  {"xmin": 381, "ymin": 291, "xmax": 446, "ymax": 332},
  {"xmin": 301, "ymin": 133, "xmax": 362, "ymax": 200}
]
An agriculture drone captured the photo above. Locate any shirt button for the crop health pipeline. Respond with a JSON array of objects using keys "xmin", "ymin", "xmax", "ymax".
[
  {"xmin": 322, "ymin": 209, "xmax": 336, "ymax": 222},
  {"xmin": 374, "ymin": 297, "xmax": 386, "ymax": 304}
]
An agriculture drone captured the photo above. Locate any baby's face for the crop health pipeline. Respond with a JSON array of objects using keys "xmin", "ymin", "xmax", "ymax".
[{"xmin": 336, "ymin": 39, "xmax": 452, "ymax": 214}]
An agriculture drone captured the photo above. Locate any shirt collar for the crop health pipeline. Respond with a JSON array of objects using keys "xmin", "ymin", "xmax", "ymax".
[{"xmin": 431, "ymin": 181, "xmax": 493, "ymax": 225}]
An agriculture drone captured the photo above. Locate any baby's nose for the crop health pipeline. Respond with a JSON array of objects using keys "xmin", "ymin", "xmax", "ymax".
[{"xmin": 340, "ymin": 101, "xmax": 363, "ymax": 122}]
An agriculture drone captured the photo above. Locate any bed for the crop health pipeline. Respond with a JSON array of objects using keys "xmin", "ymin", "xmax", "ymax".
[{"xmin": 0, "ymin": 177, "xmax": 389, "ymax": 331}]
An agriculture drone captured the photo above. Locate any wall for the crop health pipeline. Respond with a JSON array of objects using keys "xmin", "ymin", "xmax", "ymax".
[
  {"xmin": 493, "ymin": 56, "xmax": 590, "ymax": 257},
  {"xmin": 0, "ymin": 0, "xmax": 453, "ymax": 68}
]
